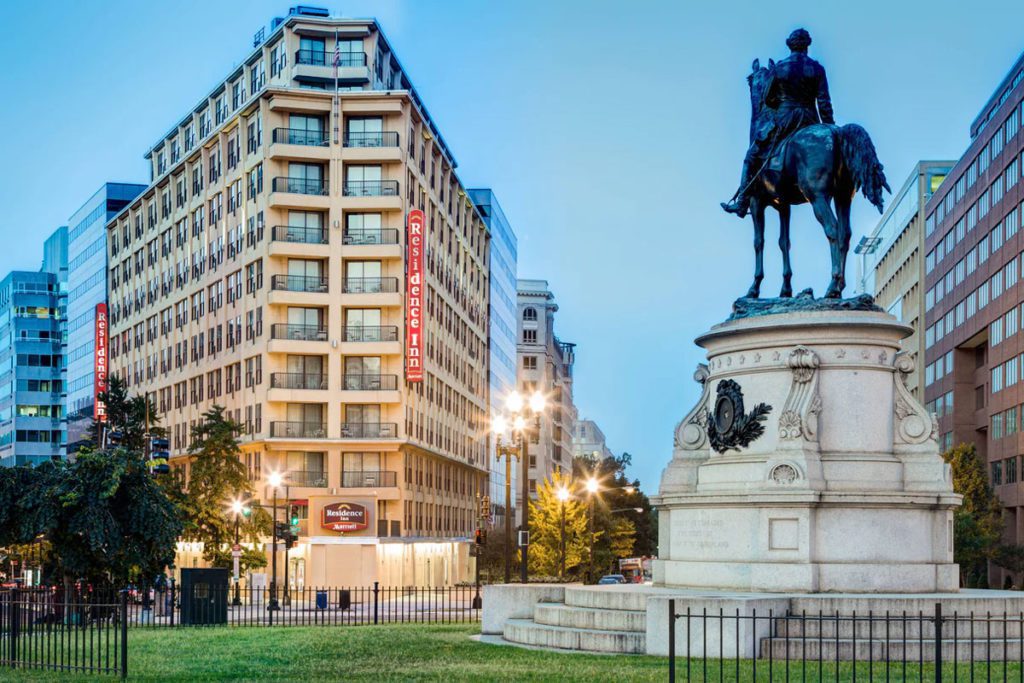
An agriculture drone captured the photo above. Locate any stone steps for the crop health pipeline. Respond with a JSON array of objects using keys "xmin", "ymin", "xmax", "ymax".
[
  {"xmin": 760, "ymin": 637, "xmax": 1024, "ymax": 662},
  {"xmin": 504, "ymin": 618, "xmax": 647, "ymax": 654},
  {"xmin": 563, "ymin": 586, "xmax": 650, "ymax": 612},
  {"xmin": 533, "ymin": 602, "xmax": 647, "ymax": 633},
  {"xmin": 769, "ymin": 614, "xmax": 1024, "ymax": 639}
]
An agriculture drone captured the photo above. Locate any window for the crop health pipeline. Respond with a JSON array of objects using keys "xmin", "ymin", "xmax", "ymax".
[
  {"xmin": 992, "ymin": 460, "xmax": 1003, "ymax": 485},
  {"xmin": 522, "ymin": 329, "xmax": 537, "ymax": 343},
  {"xmin": 523, "ymin": 356, "xmax": 537, "ymax": 370},
  {"xmin": 522, "ymin": 307, "xmax": 537, "ymax": 322}
]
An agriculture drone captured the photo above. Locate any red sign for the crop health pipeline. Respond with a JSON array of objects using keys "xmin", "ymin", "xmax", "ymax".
[
  {"xmin": 94, "ymin": 303, "xmax": 109, "ymax": 422},
  {"xmin": 321, "ymin": 502, "xmax": 368, "ymax": 532},
  {"xmin": 406, "ymin": 209, "xmax": 424, "ymax": 382}
]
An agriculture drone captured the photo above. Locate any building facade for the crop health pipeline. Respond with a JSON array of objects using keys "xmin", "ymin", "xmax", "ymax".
[
  {"xmin": 0, "ymin": 228, "xmax": 68, "ymax": 466},
  {"xmin": 923, "ymin": 50, "xmax": 1024, "ymax": 586},
  {"xmin": 855, "ymin": 160, "xmax": 953, "ymax": 399},
  {"xmin": 516, "ymin": 279, "xmax": 576, "ymax": 515},
  {"xmin": 467, "ymin": 188, "xmax": 518, "ymax": 532},
  {"xmin": 106, "ymin": 9, "xmax": 492, "ymax": 587},
  {"xmin": 572, "ymin": 418, "xmax": 613, "ymax": 461},
  {"xmin": 66, "ymin": 183, "xmax": 146, "ymax": 453}
]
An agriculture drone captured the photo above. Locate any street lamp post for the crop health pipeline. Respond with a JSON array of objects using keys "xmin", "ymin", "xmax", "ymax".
[
  {"xmin": 586, "ymin": 478, "xmax": 599, "ymax": 584},
  {"xmin": 556, "ymin": 487, "xmax": 569, "ymax": 579},
  {"xmin": 230, "ymin": 500, "xmax": 243, "ymax": 606},
  {"xmin": 493, "ymin": 417, "xmax": 519, "ymax": 584},
  {"xmin": 268, "ymin": 471, "xmax": 282, "ymax": 611}
]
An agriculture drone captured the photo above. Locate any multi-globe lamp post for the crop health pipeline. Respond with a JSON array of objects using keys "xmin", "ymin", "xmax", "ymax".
[
  {"xmin": 492, "ymin": 389, "xmax": 546, "ymax": 583},
  {"xmin": 267, "ymin": 470, "xmax": 284, "ymax": 611},
  {"xmin": 229, "ymin": 498, "xmax": 250, "ymax": 606}
]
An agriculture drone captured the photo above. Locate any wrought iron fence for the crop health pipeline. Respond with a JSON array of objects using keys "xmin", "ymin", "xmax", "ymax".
[
  {"xmin": 3, "ymin": 584, "xmax": 480, "ymax": 632},
  {"xmin": 0, "ymin": 587, "xmax": 127, "ymax": 678},
  {"xmin": 668, "ymin": 600, "xmax": 1024, "ymax": 681}
]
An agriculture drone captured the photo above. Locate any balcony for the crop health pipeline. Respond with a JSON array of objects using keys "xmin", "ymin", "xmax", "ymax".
[
  {"xmin": 295, "ymin": 50, "xmax": 367, "ymax": 67},
  {"xmin": 343, "ymin": 228, "xmax": 399, "ymax": 246},
  {"xmin": 272, "ymin": 225, "xmax": 328, "ymax": 244},
  {"xmin": 271, "ymin": 373, "xmax": 328, "ymax": 390},
  {"xmin": 342, "ymin": 374, "xmax": 398, "ymax": 391},
  {"xmin": 294, "ymin": 50, "xmax": 369, "ymax": 84},
  {"xmin": 343, "ymin": 131, "xmax": 399, "ymax": 148},
  {"xmin": 272, "ymin": 128, "xmax": 328, "ymax": 147},
  {"xmin": 340, "ymin": 470, "xmax": 397, "ymax": 488},
  {"xmin": 343, "ymin": 180, "xmax": 399, "ymax": 197},
  {"xmin": 342, "ymin": 277, "xmax": 399, "ymax": 294},
  {"xmin": 288, "ymin": 469, "xmax": 329, "ymax": 487},
  {"xmin": 270, "ymin": 324, "xmax": 328, "ymax": 342},
  {"xmin": 271, "ymin": 274, "xmax": 329, "ymax": 293},
  {"xmin": 270, "ymin": 421, "xmax": 327, "ymax": 439},
  {"xmin": 272, "ymin": 177, "xmax": 328, "ymax": 196},
  {"xmin": 340, "ymin": 423, "xmax": 398, "ymax": 439},
  {"xmin": 342, "ymin": 325, "xmax": 399, "ymax": 342}
]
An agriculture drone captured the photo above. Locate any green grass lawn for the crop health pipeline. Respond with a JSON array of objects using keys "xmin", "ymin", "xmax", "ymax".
[{"xmin": 4, "ymin": 624, "xmax": 1023, "ymax": 681}]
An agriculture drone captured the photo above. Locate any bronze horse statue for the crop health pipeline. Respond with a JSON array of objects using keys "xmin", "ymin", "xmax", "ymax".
[{"xmin": 743, "ymin": 59, "xmax": 890, "ymax": 299}]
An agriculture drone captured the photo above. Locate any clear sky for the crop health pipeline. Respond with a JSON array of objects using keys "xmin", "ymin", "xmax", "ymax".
[{"xmin": 1, "ymin": 0, "xmax": 1023, "ymax": 490}]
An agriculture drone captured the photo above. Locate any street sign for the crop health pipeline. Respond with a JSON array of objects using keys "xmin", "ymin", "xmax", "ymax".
[{"xmin": 231, "ymin": 544, "xmax": 241, "ymax": 553}]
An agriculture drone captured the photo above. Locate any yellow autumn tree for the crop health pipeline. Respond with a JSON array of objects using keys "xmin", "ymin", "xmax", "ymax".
[{"xmin": 528, "ymin": 470, "xmax": 592, "ymax": 578}]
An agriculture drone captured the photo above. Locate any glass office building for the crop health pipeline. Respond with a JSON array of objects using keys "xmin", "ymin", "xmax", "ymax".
[
  {"xmin": 468, "ymin": 188, "xmax": 519, "ymax": 532},
  {"xmin": 65, "ymin": 183, "xmax": 145, "ymax": 453},
  {"xmin": 0, "ymin": 226, "xmax": 67, "ymax": 467}
]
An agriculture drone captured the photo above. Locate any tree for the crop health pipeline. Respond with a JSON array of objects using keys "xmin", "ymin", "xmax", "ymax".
[
  {"xmin": 180, "ymin": 406, "xmax": 262, "ymax": 565},
  {"xmin": 572, "ymin": 451, "xmax": 646, "ymax": 577},
  {"xmin": 85, "ymin": 374, "xmax": 164, "ymax": 454},
  {"xmin": 944, "ymin": 443, "xmax": 1004, "ymax": 587},
  {"xmin": 527, "ymin": 470, "xmax": 590, "ymax": 578}
]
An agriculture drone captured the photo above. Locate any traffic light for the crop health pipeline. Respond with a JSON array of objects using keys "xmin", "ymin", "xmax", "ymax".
[
  {"xmin": 284, "ymin": 530, "xmax": 297, "ymax": 550},
  {"xmin": 474, "ymin": 528, "xmax": 486, "ymax": 546},
  {"xmin": 106, "ymin": 430, "xmax": 124, "ymax": 448},
  {"xmin": 148, "ymin": 436, "xmax": 170, "ymax": 475},
  {"xmin": 290, "ymin": 513, "xmax": 299, "ymax": 526},
  {"xmin": 274, "ymin": 521, "xmax": 290, "ymax": 539}
]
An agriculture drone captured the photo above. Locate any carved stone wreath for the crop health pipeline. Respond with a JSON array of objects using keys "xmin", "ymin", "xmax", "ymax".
[{"xmin": 706, "ymin": 379, "xmax": 773, "ymax": 453}]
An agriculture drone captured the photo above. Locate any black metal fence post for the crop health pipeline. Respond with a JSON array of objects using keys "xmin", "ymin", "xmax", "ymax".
[
  {"xmin": 120, "ymin": 589, "xmax": 129, "ymax": 679},
  {"xmin": 934, "ymin": 602, "xmax": 943, "ymax": 683},
  {"xmin": 9, "ymin": 587, "xmax": 19, "ymax": 670},
  {"xmin": 169, "ymin": 578, "xmax": 175, "ymax": 628},
  {"xmin": 668, "ymin": 598, "xmax": 676, "ymax": 683},
  {"xmin": 373, "ymin": 582, "xmax": 379, "ymax": 625}
]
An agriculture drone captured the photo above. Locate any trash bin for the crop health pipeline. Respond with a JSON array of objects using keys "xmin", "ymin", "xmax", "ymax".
[
  {"xmin": 316, "ymin": 591, "xmax": 328, "ymax": 610},
  {"xmin": 338, "ymin": 589, "xmax": 351, "ymax": 610}
]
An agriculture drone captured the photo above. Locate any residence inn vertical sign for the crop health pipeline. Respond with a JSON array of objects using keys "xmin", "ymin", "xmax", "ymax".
[
  {"xmin": 321, "ymin": 502, "xmax": 369, "ymax": 532},
  {"xmin": 94, "ymin": 303, "xmax": 108, "ymax": 422},
  {"xmin": 406, "ymin": 209, "xmax": 424, "ymax": 382}
]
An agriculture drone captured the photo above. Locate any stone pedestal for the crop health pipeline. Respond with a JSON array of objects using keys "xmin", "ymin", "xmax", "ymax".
[{"xmin": 651, "ymin": 307, "xmax": 960, "ymax": 593}]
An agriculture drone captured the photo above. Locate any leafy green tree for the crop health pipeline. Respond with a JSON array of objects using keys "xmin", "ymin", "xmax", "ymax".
[
  {"xmin": 527, "ymin": 470, "xmax": 590, "ymax": 578},
  {"xmin": 85, "ymin": 374, "xmax": 164, "ymax": 454},
  {"xmin": 181, "ymin": 406, "xmax": 262, "ymax": 565},
  {"xmin": 944, "ymin": 443, "xmax": 1004, "ymax": 587},
  {"xmin": 572, "ymin": 451, "xmax": 646, "ymax": 578}
]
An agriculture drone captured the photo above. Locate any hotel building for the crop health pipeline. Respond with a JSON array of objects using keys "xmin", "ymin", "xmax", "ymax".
[
  {"xmin": 855, "ymin": 160, "xmax": 953, "ymax": 399},
  {"xmin": 516, "ymin": 279, "xmax": 576, "ymax": 516},
  {"xmin": 106, "ymin": 8, "xmax": 491, "ymax": 587},
  {"xmin": 923, "ymin": 49, "xmax": 1024, "ymax": 586},
  {"xmin": 573, "ymin": 418, "xmax": 613, "ymax": 461}
]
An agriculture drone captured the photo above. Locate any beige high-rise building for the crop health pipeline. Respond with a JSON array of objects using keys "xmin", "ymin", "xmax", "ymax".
[
  {"xmin": 105, "ymin": 9, "xmax": 491, "ymax": 587},
  {"xmin": 855, "ymin": 160, "xmax": 954, "ymax": 399},
  {"xmin": 516, "ymin": 279, "xmax": 576, "ymax": 514},
  {"xmin": 573, "ymin": 418, "xmax": 614, "ymax": 461}
]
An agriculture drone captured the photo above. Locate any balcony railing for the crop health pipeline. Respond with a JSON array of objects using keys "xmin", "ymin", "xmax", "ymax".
[
  {"xmin": 340, "ymin": 470, "xmax": 397, "ymax": 487},
  {"xmin": 270, "ymin": 373, "xmax": 328, "ymax": 390},
  {"xmin": 270, "ymin": 421, "xmax": 328, "ymax": 439},
  {"xmin": 342, "ymin": 277, "xmax": 399, "ymax": 294},
  {"xmin": 342, "ymin": 374, "xmax": 398, "ymax": 391},
  {"xmin": 271, "ymin": 274, "xmax": 329, "ymax": 293},
  {"xmin": 343, "ymin": 131, "xmax": 400, "ymax": 148},
  {"xmin": 343, "ymin": 228, "xmax": 399, "ymax": 246},
  {"xmin": 342, "ymin": 325, "xmax": 399, "ymax": 342},
  {"xmin": 273, "ymin": 128, "xmax": 329, "ymax": 146},
  {"xmin": 340, "ymin": 423, "xmax": 398, "ymax": 439},
  {"xmin": 272, "ymin": 225, "xmax": 328, "ymax": 244},
  {"xmin": 343, "ymin": 180, "xmax": 399, "ymax": 197},
  {"xmin": 270, "ymin": 324, "xmax": 328, "ymax": 342},
  {"xmin": 295, "ymin": 50, "xmax": 367, "ymax": 67},
  {"xmin": 288, "ymin": 469, "xmax": 329, "ymax": 487},
  {"xmin": 272, "ymin": 177, "xmax": 328, "ymax": 196}
]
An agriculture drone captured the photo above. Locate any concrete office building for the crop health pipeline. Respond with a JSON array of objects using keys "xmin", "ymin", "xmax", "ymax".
[
  {"xmin": 467, "ymin": 188, "xmax": 518, "ymax": 532},
  {"xmin": 106, "ymin": 8, "xmax": 491, "ymax": 587},
  {"xmin": 572, "ymin": 418, "xmax": 613, "ymax": 461},
  {"xmin": 516, "ymin": 279, "xmax": 576, "ymax": 515},
  {"xmin": 0, "ymin": 227, "xmax": 68, "ymax": 466},
  {"xmin": 65, "ymin": 183, "xmax": 146, "ymax": 453},
  {"xmin": 922, "ymin": 50, "xmax": 1024, "ymax": 587},
  {"xmin": 854, "ymin": 161, "xmax": 954, "ymax": 399}
]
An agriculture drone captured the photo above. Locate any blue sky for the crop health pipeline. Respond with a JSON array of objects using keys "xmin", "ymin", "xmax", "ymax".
[{"xmin": 1, "ymin": 0, "xmax": 1023, "ymax": 490}]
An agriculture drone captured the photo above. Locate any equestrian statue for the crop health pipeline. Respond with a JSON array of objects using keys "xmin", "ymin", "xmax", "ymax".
[{"xmin": 721, "ymin": 28, "xmax": 890, "ymax": 299}]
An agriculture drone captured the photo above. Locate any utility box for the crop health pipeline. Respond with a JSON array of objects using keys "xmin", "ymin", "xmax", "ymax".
[{"xmin": 180, "ymin": 568, "xmax": 229, "ymax": 625}]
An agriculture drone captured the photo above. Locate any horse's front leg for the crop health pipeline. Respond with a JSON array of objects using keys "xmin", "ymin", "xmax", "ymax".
[
  {"xmin": 778, "ymin": 204, "xmax": 793, "ymax": 297},
  {"xmin": 747, "ymin": 202, "xmax": 766, "ymax": 298}
]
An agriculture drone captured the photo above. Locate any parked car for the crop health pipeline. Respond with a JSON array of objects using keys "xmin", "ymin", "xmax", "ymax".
[{"xmin": 597, "ymin": 574, "xmax": 628, "ymax": 585}]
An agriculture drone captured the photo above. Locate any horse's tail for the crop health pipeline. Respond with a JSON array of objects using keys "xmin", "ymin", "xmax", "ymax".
[{"xmin": 839, "ymin": 123, "xmax": 890, "ymax": 213}]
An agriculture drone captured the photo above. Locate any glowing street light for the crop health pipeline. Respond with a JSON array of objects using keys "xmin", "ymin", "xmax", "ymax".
[
  {"xmin": 505, "ymin": 391, "xmax": 524, "ymax": 413},
  {"xmin": 528, "ymin": 391, "xmax": 546, "ymax": 413}
]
